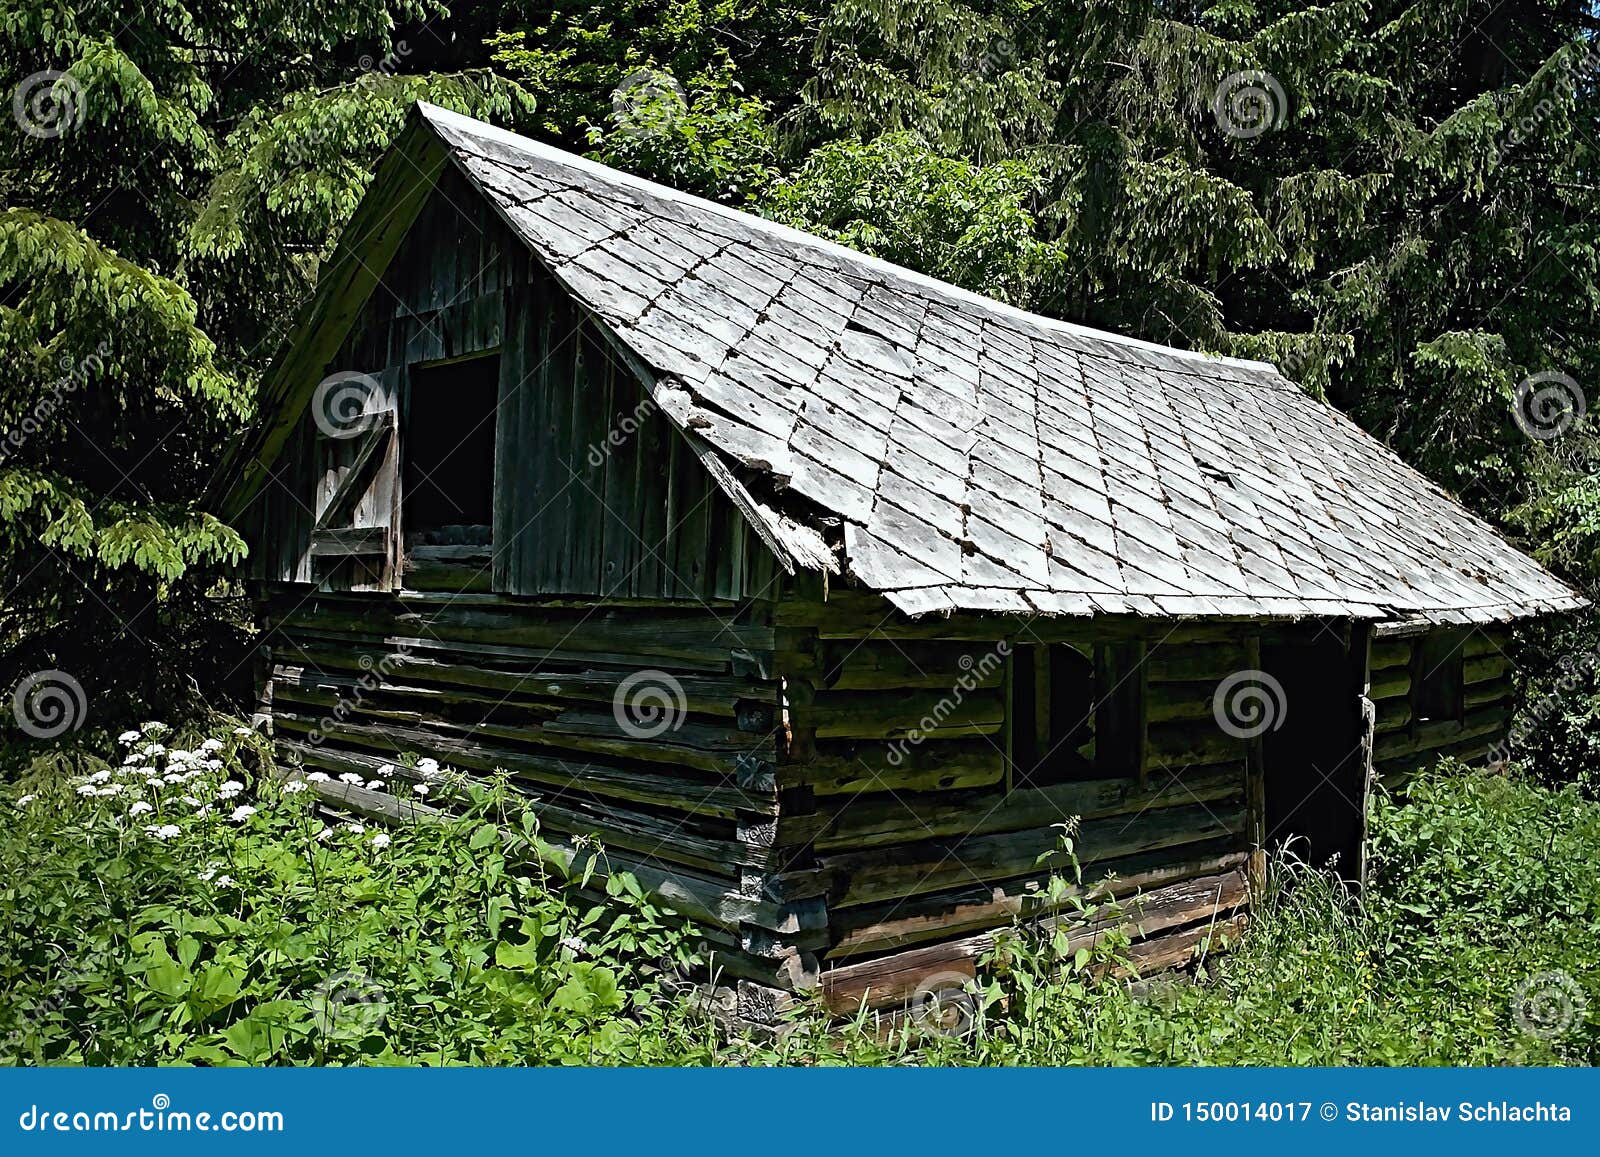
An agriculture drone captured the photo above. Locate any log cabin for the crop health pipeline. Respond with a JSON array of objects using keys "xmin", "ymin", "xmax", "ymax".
[{"xmin": 211, "ymin": 103, "xmax": 1585, "ymax": 1030}]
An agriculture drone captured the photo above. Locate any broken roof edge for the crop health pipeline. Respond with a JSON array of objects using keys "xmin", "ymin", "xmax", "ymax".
[{"xmin": 414, "ymin": 102, "xmax": 1283, "ymax": 380}]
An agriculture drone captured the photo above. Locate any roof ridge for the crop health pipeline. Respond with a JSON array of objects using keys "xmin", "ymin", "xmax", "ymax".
[{"xmin": 415, "ymin": 102, "xmax": 1281, "ymax": 377}]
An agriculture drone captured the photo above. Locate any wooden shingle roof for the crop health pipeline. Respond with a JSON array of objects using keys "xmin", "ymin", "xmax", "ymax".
[{"xmin": 227, "ymin": 104, "xmax": 1587, "ymax": 624}]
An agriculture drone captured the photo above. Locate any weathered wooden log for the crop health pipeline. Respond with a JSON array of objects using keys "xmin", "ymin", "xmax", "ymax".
[
  {"xmin": 1465, "ymin": 677, "xmax": 1513, "ymax": 710},
  {"xmin": 1464, "ymin": 655, "xmax": 1511, "ymax": 685},
  {"xmin": 1143, "ymin": 645, "xmax": 1247, "ymax": 683},
  {"xmin": 1372, "ymin": 703, "xmax": 1512, "ymax": 761},
  {"xmin": 1368, "ymin": 666, "xmax": 1411, "ymax": 701},
  {"xmin": 827, "ymin": 846, "xmax": 1250, "ymax": 958},
  {"xmin": 792, "ymin": 689, "xmax": 1004, "ymax": 740},
  {"xmin": 813, "ymin": 765, "xmax": 1243, "ymax": 852},
  {"xmin": 823, "ymin": 802, "xmax": 1247, "ymax": 908},
  {"xmin": 813, "ymin": 640, "xmax": 1009, "ymax": 690},
  {"xmin": 273, "ymin": 716, "xmax": 775, "ymax": 818},
  {"xmin": 1144, "ymin": 718, "xmax": 1247, "ymax": 769},
  {"xmin": 787, "ymin": 739, "xmax": 1006, "ymax": 795},
  {"xmin": 821, "ymin": 869, "xmax": 1249, "ymax": 1012}
]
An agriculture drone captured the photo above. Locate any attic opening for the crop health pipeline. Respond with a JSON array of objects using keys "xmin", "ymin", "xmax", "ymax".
[
  {"xmin": 1008, "ymin": 641, "xmax": 1145, "ymax": 787},
  {"xmin": 402, "ymin": 354, "xmax": 499, "ymax": 558}
]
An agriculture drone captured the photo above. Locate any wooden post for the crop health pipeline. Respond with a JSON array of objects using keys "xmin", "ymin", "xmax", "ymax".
[
  {"xmin": 1351, "ymin": 621, "xmax": 1377, "ymax": 890},
  {"xmin": 1243, "ymin": 634, "xmax": 1267, "ymax": 897}
]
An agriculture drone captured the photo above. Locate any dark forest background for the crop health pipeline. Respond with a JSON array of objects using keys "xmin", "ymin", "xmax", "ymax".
[{"xmin": 4, "ymin": 1, "xmax": 1600, "ymax": 772}]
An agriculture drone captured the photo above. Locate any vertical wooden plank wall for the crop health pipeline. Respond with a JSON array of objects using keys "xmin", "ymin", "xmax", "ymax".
[{"xmin": 244, "ymin": 165, "xmax": 779, "ymax": 604}]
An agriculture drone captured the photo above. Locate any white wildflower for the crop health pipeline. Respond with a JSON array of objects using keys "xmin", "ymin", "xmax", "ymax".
[
  {"xmin": 282, "ymin": 781, "xmax": 307, "ymax": 795},
  {"xmin": 203, "ymin": 759, "xmax": 223, "ymax": 771},
  {"xmin": 127, "ymin": 800, "xmax": 154, "ymax": 816},
  {"xmin": 560, "ymin": 936, "xmax": 589, "ymax": 956},
  {"xmin": 304, "ymin": 772, "xmax": 330, "ymax": 783},
  {"xmin": 94, "ymin": 785, "xmax": 125, "ymax": 797},
  {"xmin": 412, "ymin": 783, "xmax": 430, "ymax": 797},
  {"xmin": 199, "ymin": 738, "xmax": 224, "ymax": 753},
  {"xmin": 145, "ymin": 777, "xmax": 164, "ymax": 789},
  {"xmin": 214, "ymin": 875, "xmax": 233, "ymax": 887},
  {"xmin": 229, "ymin": 805, "xmax": 257, "ymax": 822},
  {"xmin": 233, "ymin": 726, "xmax": 253, "ymax": 736},
  {"xmin": 368, "ymin": 780, "xmax": 386, "ymax": 792},
  {"xmin": 145, "ymin": 823, "xmax": 181, "ymax": 840},
  {"xmin": 75, "ymin": 785, "xmax": 96, "ymax": 797},
  {"xmin": 337, "ymin": 773, "xmax": 364, "ymax": 787},
  {"xmin": 194, "ymin": 805, "xmax": 213, "ymax": 819},
  {"xmin": 217, "ymin": 780, "xmax": 244, "ymax": 799},
  {"xmin": 346, "ymin": 822, "xmax": 365, "ymax": 835},
  {"xmin": 162, "ymin": 773, "xmax": 185, "ymax": 785},
  {"xmin": 140, "ymin": 721, "xmax": 169, "ymax": 735},
  {"xmin": 181, "ymin": 796, "xmax": 201, "ymax": 807},
  {"xmin": 371, "ymin": 832, "xmax": 391, "ymax": 850},
  {"xmin": 117, "ymin": 730, "xmax": 141, "ymax": 745},
  {"xmin": 316, "ymin": 827, "xmax": 333, "ymax": 842},
  {"xmin": 197, "ymin": 867, "xmax": 217, "ymax": 881},
  {"xmin": 88, "ymin": 769, "xmax": 111, "ymax": 784}
]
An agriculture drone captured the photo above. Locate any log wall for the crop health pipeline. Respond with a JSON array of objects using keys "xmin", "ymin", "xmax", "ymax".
[
  {"xmin": 772, "ymin": 589, "xmax": 1283, "ymax": 1014},
  {"xmin": 1370, "ymin": 625, "xmax": 1514, "ymax": 784},
  {"xmin": 256, "ymin": 585, "xmax": 822, "ymax": 991}
]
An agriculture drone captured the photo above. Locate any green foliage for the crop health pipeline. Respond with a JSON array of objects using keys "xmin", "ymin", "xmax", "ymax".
[
  {"xmin": 782, "ymin": 764, "xmax": 1599, "ymax": 1065},
  {"xmin": 0, "ymin": 725, "xmax": 715, "ymax": 1064},
  {"xmin": 7, "ymin": 748, "xmax": 1595, "ymax": 1065},
  {"xmin": 766, "ymin": 133, "xmax": 1064, "ymax": 303}
]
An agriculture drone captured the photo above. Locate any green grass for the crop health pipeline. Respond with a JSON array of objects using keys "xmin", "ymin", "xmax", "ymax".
[{"xmin": 2, "ymin": 725, "xmax": 1595, "ymax": 1065}]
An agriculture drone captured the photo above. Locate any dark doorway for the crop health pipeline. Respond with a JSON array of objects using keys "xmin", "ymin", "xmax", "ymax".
[
  {"xmin": 1261, "ymin": 634, "xmax": 1366, "ymax": 880},
  {"xmin": 403, "ymin": 355, "xmax": 499, "ymax": 540}
]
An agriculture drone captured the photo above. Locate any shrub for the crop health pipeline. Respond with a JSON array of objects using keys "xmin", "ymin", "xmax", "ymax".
[{"xmin": 0, "ymin": 722, "xmax": 715, "ymax": 1064}]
